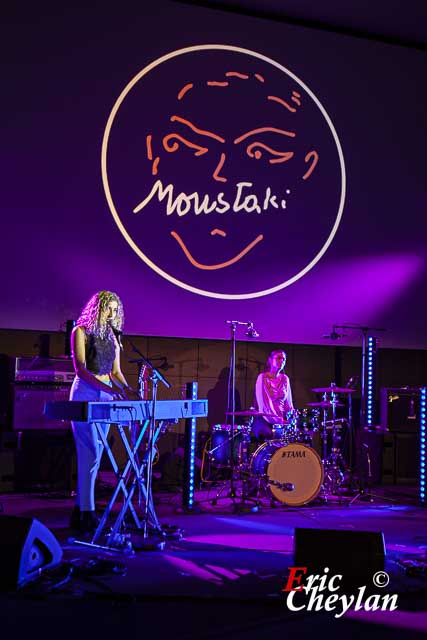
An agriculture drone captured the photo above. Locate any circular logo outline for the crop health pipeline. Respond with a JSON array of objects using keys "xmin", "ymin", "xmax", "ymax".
[{"xmin": 101, "ymin": 44, "xmax": 346, "ymax": 300}]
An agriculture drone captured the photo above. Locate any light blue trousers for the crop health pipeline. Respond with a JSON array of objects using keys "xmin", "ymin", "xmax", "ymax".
[{"xmin": 70, "ymin": 377, "xmax": 111, "ymax": 511}]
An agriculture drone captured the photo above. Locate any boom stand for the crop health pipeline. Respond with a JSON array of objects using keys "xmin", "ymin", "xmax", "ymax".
[
  {"xmin": 330, "ymin": 325, "xmax": 394, "ymax": 506},
  {"xmin": 322, "ymin": 388, "xmax": 346, "ymax": 496},
  {"xmin": 127, "ymin": 344, "xmax": 174, "ymax": 549},
  {"xmin": 228, "ymin": 320, "xmax": 238, "ymax": 500},
  {"xmin": 211, "ymin": 321, "xmax": 258, "ymax": 513},
  {"xmin": 346, "ymin": 384, "xmax": 356, "ymax": 491}
]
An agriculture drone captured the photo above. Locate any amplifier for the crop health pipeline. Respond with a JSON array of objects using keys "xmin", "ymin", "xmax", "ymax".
[
  {"xmin": 11, "ymin": 384, "xmax": 72, "ymax": 431},
  {"xmin": 0, "ymin": 356, "xmax": 75, "ymax": 430},
  {"xmin": 13, "ymin": 356, "xmax": 75, "ymax": 383},
  {"xmin": 14, "ymin": 430, "xmax": 76, "ymax": 491},
  {"xmin": 0, "ymin": 355, "xmax": 75, "ymax": 384}
]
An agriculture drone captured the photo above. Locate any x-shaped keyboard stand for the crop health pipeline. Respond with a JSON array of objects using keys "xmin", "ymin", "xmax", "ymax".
[{"xmin": 73, "ymin": 417, "xmax": 168, "ymax": 552}]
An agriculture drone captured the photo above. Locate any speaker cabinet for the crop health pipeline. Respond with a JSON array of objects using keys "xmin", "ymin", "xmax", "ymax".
[
  {"xmin": 0, "ymin": 451, "xmax": 15, "ymax": 492},
  {"xmin": 12, "ymin": 384, "xmax": 71, "ymax": 430},
  {"xmin": 0, "ymin": 515, "xmax": 63, "ymax": 590},
  {"xmin": 382, "ymin": 432, "xmax": 419, "ymax": 484},
  {"xmin": 14, "ymin": 430, "xmax": 76, "ymax": 492},
  {"xmin": 294, "ymin": 527, "xmax": 385, "ymax": 589}
]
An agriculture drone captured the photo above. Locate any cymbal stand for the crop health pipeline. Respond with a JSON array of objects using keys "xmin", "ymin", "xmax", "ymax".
[
  {"xmin": 321, "ymin": 399, "xmax": 328, "ymax": 462},
  {"xmin": 319, "ymin": 402, "xmax": 330, "ymax": 501},
  {"xmin": 322, "ymin": 388, "xmax": 346, "ymax": 495},
  {"xmin": 344, "ymin": 380, "xmax": 358, "ymax": 493}
]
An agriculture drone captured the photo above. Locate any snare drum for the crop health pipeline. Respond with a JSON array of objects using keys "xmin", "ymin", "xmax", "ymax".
[
  {"xmin": 250, "ymin": 441, "xmax": 323, "ymax": 506},
  {"xmin": 209, "ymin": 424, "xmax": 251, "ymax": 466}
]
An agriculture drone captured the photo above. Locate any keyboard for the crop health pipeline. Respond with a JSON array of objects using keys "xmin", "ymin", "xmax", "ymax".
[{"xmin": 44, "ymin": 399, "xmax": 208, "ymax": 422}]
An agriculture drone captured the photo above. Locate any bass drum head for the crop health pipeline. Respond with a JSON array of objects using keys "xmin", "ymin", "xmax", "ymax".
[{"xmin": 267, "ymin": 443, "xmax": 324, "ymax": 506}]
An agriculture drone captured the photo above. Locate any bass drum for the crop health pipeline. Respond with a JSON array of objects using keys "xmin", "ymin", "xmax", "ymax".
[{"xmin": 250, "ymin": 442, "xmax": 323, "ymax": 506}]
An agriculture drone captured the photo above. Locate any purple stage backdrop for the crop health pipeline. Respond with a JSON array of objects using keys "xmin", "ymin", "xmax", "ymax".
[{"xmin": 2, "ymin": 2, "xmax": 426, "ymax": 349}]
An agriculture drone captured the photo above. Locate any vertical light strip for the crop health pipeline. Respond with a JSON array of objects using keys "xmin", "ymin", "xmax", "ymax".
[
  {"xmin": 183, "ymin": 381, "xmax": 198, "ymax": 511},
  {"xmin": 366, "ymin": 337, "xmax": 377, "ymax": 426},
  {"xmin": 420, "ymin": 387, "xmax": 426, "ymax": 505}
]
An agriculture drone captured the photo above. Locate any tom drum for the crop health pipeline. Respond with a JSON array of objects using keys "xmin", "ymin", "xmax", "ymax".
[{"xmin": 209, "ymin": 424, "xmax": 251, "ymax": 466}]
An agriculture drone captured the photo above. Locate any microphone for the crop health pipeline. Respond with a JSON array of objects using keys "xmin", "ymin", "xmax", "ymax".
[
  {"xmin": 225, "ymin": 320, "xmax": 260, "ymax": 338},
  {"xmin": 269, "ymin": 479, "xmax": 295, "ymax": 491},
  {"xmin": 108, "ymin": 321, "xmax": 123, "ymax": 350},
  {"xmin": 245, "ymin": 322, "xmax": 260, "ymax": 338},
  {"xmin": 159, "ymin": 357, "xmax": 174, "ymax": 371},
  {"xmin": 323, "ymin": 328, "xmax": 343, "ymax": 340},
  {"xmin": 345, "ymin": 375, "xmax": 359, "ymax": 389}
]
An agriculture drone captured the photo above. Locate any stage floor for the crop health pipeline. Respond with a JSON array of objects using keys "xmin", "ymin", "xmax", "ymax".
[{"xmin": 1, "ymin": 483, "xmax": 426, "ymax": 638}]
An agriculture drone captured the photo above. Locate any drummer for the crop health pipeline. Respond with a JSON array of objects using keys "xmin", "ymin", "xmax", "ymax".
[{"xmin": 252, "ymin": 349, "xmax": 294, "ymax": 440}]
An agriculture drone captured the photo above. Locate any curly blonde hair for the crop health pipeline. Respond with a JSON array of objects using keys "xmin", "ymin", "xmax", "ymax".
[{"xmin": 76, "ymin": 291, "xmax": 124, "ymax": 338}]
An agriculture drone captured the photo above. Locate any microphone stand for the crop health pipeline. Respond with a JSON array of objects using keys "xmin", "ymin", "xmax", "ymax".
[
  {"xmin": 332, "ymin": 324, "xmax": 385, "ymax": 428},
  {"xmin": 348, "ymin": 443, "xmax": 396, "ymax": 506},
  {"xmin": 211, "ymin": 321, "xmax": 260, "ymax": 513},
  {"xmin": 126, "ymin": 339, "xmax": 171, "ymax": 549},
  {"xmin": 347, "ymin": 379, "xmax": 355, "ymax": 492},
  {"xmin": 229, "ymin": 321, "xmax": 238, "ymax": 501},
  {"xmin": 330, "ymin": 324, "xmax": 396, "ymax": 506}
]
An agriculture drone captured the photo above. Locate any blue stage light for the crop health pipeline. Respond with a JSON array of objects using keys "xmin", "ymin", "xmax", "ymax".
[
  {"xmin": 182, "ymin": 381, "xmax": 201, "ymax": 512},
  {"xmin": 365, "ymin": 337, "xmax": 377, "ymax": 427},
  {"xmin": 420, "ymin": 387, "xmax": 426, "ymax": 505}
]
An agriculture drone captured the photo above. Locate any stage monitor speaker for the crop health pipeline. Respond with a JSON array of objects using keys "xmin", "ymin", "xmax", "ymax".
[
  {"xmin": 294, "ymin": 527, "xmax": 385, "ymax": 589},
  {"xmin": 0, "ymin": 515, "xmax": 63, "ymax": 590}
]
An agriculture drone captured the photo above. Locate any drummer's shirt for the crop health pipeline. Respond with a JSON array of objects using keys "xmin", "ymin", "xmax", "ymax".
[{"xmin": 255, "ymin": 372, "xmax": 294, "ymax": 423}]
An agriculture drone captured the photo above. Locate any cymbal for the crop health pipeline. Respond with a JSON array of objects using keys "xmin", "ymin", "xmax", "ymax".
[
  {"xmin": 311, "ymin": 386, "xmax": 356, "ymax": 394},
  {"xmin": 306, "ymin": 401, "xmax": 345, "ymax": 408},
  {"xmin": 226, "ymin": 410, "xmax": 278, "ymax": 419}
]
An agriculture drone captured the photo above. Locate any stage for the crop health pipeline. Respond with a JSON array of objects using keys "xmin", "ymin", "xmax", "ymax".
[{"xmin": 1, "ymin": 483, "xmax": 426, "ymax": 638}]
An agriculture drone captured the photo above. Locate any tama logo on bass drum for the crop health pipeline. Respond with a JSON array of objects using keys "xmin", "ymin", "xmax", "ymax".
[{"xmin": 281, "ymin": 450, "xmax": 306, "ymax": 458}]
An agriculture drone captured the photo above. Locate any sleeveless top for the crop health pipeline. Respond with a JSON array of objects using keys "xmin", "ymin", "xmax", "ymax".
[
  {"xmin": 85, "ymin": 333, "xmax": 116, "ymax": 375},
  {"xmin": 255, "ymin": 372, "xmax": 294, "ymax": 423}
]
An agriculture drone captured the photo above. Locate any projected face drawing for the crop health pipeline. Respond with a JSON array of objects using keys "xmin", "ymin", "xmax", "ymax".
[
  {"xmin": 102, "ymin": 45, "xmax": 345, "ymax": 299},
  {"xmin": 137, "ymin": 72, "xmax": 319, "ymax": 271}
]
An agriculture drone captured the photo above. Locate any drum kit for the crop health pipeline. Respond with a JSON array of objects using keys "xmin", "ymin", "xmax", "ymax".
[{"xmin": 205, "ymin": 383, "xmax": 356, "ymax": 507}]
